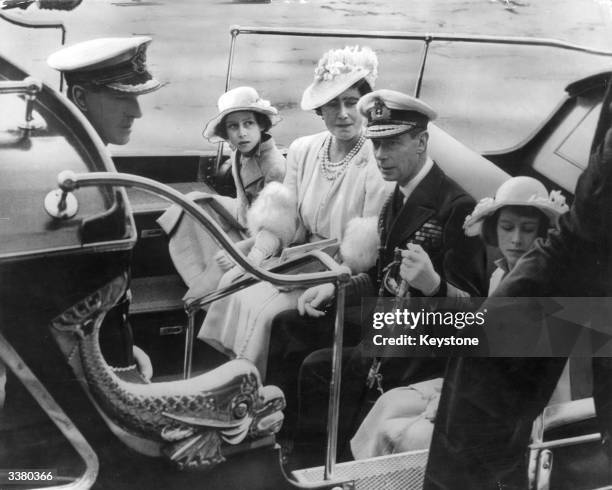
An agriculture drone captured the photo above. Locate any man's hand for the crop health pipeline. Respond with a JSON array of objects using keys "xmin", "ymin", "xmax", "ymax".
[
  {"xmin": 399, "ymin": 243, "xmax": 441, "ymax": 296},
  {"xmin": 297, "ymin": 283, "xmax": 335, "ymax": 317}
]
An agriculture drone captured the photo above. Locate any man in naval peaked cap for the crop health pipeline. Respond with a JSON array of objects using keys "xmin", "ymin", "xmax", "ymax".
[
  {"xmin": 361, "ymin": 88, "xmax": 436, "ymax": 139},
  {"xmin": 47, "ymin": 37, "xmax": 161, "ymax": 379},
  {"xmin": 48, "ymin": 36, "xmax": 161, "ymax": 146},
  {"xmin": 269, "ymin": 89, "xmax": 487, "ymax": 452},
  {"xmin": 294, "ymin": 89, "xmax": 485, "ymax": 312}
]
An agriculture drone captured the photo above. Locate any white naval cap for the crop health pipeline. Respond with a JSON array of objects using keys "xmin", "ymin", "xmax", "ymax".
[
  {"xmin": 47, "ymin": 36, "xmax": 161, "ymax": 95},
  {"xmin": 358, "ymin": 89, "xmax": 437, "ymax": 138}
]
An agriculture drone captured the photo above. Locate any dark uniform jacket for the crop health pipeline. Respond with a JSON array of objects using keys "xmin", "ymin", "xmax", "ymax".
[
  {"xmin": 358, "ymin": 162, "xmax": 487, "ymax": 388},
  {"xmin": 347, "ymin": 162, "xmax": 487, "ymax": 302},
  {"xmin": 293, "ymin": 163, "xmax": 487, "ymax": 450}
]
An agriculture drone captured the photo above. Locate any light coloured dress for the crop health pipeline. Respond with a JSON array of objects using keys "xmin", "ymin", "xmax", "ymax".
[
  {"xmin": 350, "ymin": 257, "xmax": 571, "ymax": 459},
  {"xmin": 157, "ymin": 135, "xmax": 285, "ymax": 298},
  {"xmin": 350, "ymin": 261, "xmax": 506, "ymax": 459},
  {"xmin": 198, "ymin": 131, "xmax": 392, "ymax": 377}
]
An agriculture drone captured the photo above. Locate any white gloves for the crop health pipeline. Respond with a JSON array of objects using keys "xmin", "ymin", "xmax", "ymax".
[
  {"xmin": 297, "ymin": 283, "xmax": 336, "ymax": 317},
  {"xmin": 247, "ymin": 229, "xmax": 281, "ymax": 266},
  {"xmin": 133, "ymin": 346, "xmax": 153, "ymax": 382}
]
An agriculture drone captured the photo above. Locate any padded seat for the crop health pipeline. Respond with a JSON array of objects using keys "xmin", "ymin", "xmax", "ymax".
[{"xmin": 428, "ymin": 123, "xmax": 509, "ymax": 201}]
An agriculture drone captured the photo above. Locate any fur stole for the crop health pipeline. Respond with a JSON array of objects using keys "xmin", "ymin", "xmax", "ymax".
[
  {"xmin": 340, "ymin": 216, "xmax": 380, "ymax": 274},
  {"xmin": 247, "ymin": 181, "xmax": 299, "ymax": 247}
]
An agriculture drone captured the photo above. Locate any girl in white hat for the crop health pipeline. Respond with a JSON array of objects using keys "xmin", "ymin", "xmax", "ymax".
[
  {"xmin": 350, "ymin": 176, "xmax": 568, "ymax": 460},
  {"xmin": 464, "ymin": 176, "xmax": 568, "ymax": 293},
  {"xmin": 203, "ymin": 86, "xmax": 285, "ymax": 228},
  {"xmin": 156, "ymin": 86, "xmax": 284, "ymax": 309},
  {"xmin": 198, "ymin": 46, "xmax": 392, "ymax": 378}
]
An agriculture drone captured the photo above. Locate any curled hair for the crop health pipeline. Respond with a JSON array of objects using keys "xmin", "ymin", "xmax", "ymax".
[
  {"xmin": 315, "ymin": 79, "xmax": 373, "ymax": 115},
  {"xmin": 481, "ymin": 205, "xmax": 550, "ymax": 247},
  {"xmin": 354, "ymin": 78, "xmax": 373, "ymax": 97},
  {"xmin": 216, "ymin": 111, "xmax": 272, "ymax": 141}
]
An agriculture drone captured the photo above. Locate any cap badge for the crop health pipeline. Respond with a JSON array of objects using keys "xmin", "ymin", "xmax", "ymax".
[
  {"xmin": 131, "ymin": 44, "xmax": 147, "ymax": 74},
  {"xmin": 372, "ymin": 99, "xmax": 390, "ymax": 121}
]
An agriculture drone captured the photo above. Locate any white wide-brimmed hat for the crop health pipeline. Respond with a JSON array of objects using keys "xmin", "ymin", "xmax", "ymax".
[
  {"xmin": 300, "ymin": 45, "xmax": 378, "ymax": 111},
  {"xmin": 463, "ymin": 176, "xmax": 569, "ymax": 236},
  {"xmin": 203, "ymin": 86, "xmax": 280, "ymax": 142}
]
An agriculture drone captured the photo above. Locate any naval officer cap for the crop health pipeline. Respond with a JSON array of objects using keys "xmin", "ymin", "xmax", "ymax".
[
  {"xmin": 358, "ymin": 89, "xmax": 437, "ymax": 138},
  {"xmin": 47, "ymin": 36, "xmax": 161, "ymax": 95}
]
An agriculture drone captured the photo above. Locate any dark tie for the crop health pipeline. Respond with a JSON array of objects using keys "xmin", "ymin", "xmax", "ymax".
[{"xmin": 391, "ymin": 187, "xmax": 404, "ymax": 222}]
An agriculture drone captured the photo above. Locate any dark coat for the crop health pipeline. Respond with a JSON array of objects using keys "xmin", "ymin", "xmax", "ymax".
[
  {"xmin": 376, "ymin": 162, "xmax": 487, "ymax": 299},
  {"xmin": 425, "ymin": 81, "xmax": 612, "ymax": 490},
  {"xmin": 346, "ymin": 162, "xmax": 487, "ymax": 303},
  {"xmin": 364, "ymin": 162, "xmax": 487, "ymax": 389}
]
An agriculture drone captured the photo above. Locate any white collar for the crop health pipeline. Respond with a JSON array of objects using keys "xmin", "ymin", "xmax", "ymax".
[{"xmin": 399, "ymin": 156, "xmax": 433, "ymax": 200}]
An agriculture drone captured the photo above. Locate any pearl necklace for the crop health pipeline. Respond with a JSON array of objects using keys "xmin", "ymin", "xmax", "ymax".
[{"xmin": 320, "ymin": 134, "xmax": 366, "ymax": 181}]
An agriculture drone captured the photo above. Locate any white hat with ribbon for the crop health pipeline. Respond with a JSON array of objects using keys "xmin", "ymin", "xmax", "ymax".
[{"xmin": 203, "ymin": 86, "xmax": 280, "ymax": 142}]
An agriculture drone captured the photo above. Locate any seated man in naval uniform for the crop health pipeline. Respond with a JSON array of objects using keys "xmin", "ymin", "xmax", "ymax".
[
  {"xmin": 269, "ymin": 89, "xmax": 487, "ymax": 451},
  {"xmin": 47, "ymin": 37, "xmax": 162, "ymax": 380}
]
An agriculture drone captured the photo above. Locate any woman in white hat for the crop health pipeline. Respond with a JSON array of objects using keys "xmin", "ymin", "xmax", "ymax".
[
  {"xmin": 203, "ymin": 86, "xmax": 285, "ymax": 228},
  {"xmin": 349, "ymin": 176, "xmax": 568, "ymax": 460},
  {"xmin": 198, "ymin": 46, "xmax": 391, "ymax": 378}
]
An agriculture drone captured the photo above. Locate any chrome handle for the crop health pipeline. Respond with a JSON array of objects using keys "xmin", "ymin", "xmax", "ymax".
[
  {"xmin": 0, "ymin": 77, "xmax": 44, "ymax": 131},
  {"xmin": 0, "ymin": 77, "xmax": 41, "ymax": 95}
]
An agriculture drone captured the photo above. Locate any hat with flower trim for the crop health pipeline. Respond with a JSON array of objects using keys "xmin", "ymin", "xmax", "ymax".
[
  {"xmin": 47, "ymin": 36, "xmax": 161, "ymax": 95},
  {"xmin": 301, "ymin": 45, "xmax": 378, "ymax": 111},
  {"xmin": 463, "ymin": 176, "xmax": 569, "ymax": 237}
]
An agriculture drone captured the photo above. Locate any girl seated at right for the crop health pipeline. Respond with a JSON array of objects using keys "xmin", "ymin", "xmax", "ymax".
[{"xmin": 350, "ymin": 175, "xmax": 569, "ymax": 460}]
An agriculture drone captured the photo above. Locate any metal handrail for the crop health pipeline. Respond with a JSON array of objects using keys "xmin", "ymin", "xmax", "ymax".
[
  {"xmin": 223, "ymin": 25, "xmax": 612, "ymax": 108},
  {"xmin": 0, "ymin": 77, "xmax": 41, "ymax": 94},
  {"xmin": 529, "ymin": 432, "xmax": 601, "ymax": 451},
  {"xmin": 0, "ymin": 331, "xmax": 99, "ymax": 489},
  {"xmin": 185, "ymin": 249, "xmax": 343, "ymax": 312},
  {"xmin": 215, "ymin": 26, "xmax": 612, "ymax": 172},
  {"xmin": 0, "ymin": 10, "xmax": 65, "ymax": 42},
  {"xmin": 55, "ymin": 171, "xmax": 352, "ymax": 289},
  {"xmin": 0, "ymin": 11, "xmax": 66, "ymax": 88},
  {"xmin": 181, "ymin": 247, "xmax": 344, "ymax": 379},
  {"xmin": 0, "ymin": 76, "xmax": 43, "ymax": 131},
  {"xmin": 227, "ymin": 26, "xmax": 612, "ymax": 56},
  {"xmin": 213, "ymin": 28, "xmax": 241, "ymax": 175}
]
